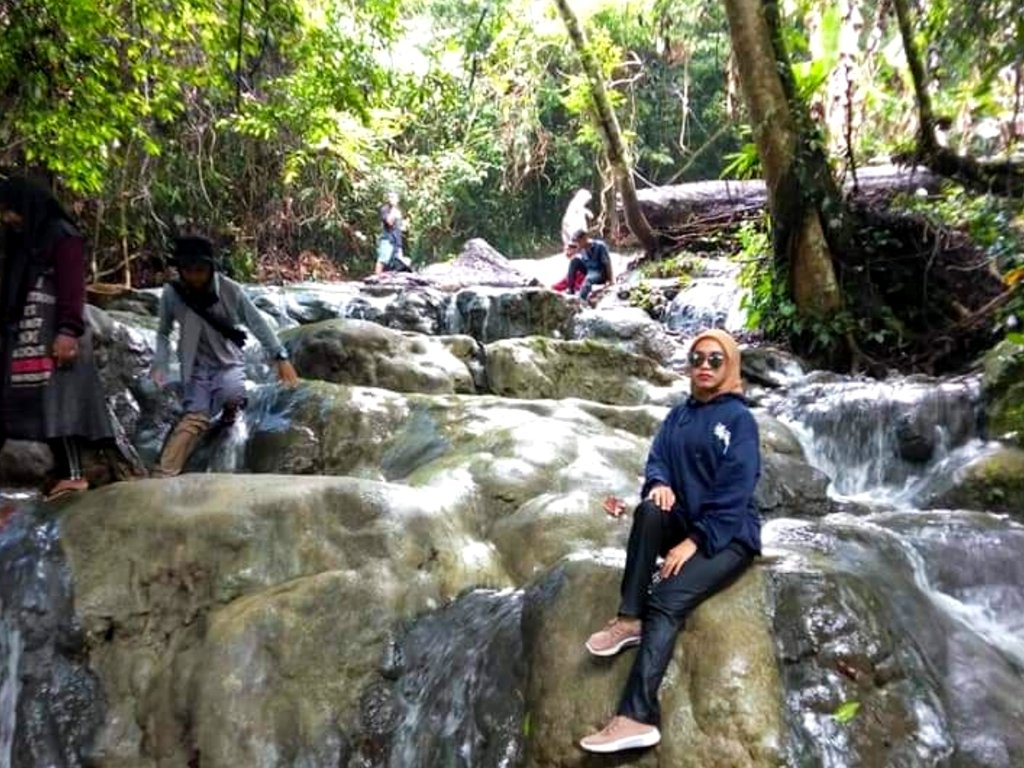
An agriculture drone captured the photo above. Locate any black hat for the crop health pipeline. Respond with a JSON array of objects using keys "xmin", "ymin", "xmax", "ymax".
[{"xmin": 172, "ymin": 235, "xmax": 216, "ymax": 268}]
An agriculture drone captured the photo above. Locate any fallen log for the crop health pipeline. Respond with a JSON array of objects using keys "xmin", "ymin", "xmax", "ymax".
[{"xmin": 630, "ymin": 164, "xmax": 942, "ymax": 231}]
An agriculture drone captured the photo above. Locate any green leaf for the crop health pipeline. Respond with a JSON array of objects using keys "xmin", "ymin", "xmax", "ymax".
[{"xmin": 832, "ymin": 700, "xmax": 861, "ymax": 724}]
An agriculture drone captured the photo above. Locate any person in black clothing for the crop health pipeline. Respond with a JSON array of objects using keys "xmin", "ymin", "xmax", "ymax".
[
  {"xmin": 579, "ymin": 328, "xmax": 762, "ymax": 754},
  {"xmin": 564, "ymin": 229, "xmax": 612, "ymax": 301},
  {"xmin": 0, "ymin": 176, "xmax": 118, "ymax": 500}
]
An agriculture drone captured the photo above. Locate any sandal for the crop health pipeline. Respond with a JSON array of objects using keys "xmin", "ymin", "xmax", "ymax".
[{"xmin": 44, "ymin": 478, "xmax": 89, "ymax": 502}]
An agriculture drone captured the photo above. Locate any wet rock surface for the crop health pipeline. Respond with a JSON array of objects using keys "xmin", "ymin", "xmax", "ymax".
[{"xmin": 3, "ymin": 242, "xmax": 1024, "ymax": 767}]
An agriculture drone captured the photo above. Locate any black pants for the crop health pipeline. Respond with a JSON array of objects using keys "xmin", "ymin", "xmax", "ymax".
[
  {"xmin": 566, "ymin": 257, "xmax": 605, "ymax": 300},
  {"xmin": 615, "ymin": 500, "xmax": 753, "ymax": 725}
]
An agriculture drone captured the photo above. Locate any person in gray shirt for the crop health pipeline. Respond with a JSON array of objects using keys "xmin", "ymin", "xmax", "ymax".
[{"xmin": 150, "ymin": 236, "xmax": 298, "ymax": 476}]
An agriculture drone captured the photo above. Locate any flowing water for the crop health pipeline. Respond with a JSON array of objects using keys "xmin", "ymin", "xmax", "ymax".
[
  {"xmin": 0, "ymin": 501, "xmax": 104, "ymax": 767},
  {"xmin": 762, "ymin": 359, "xmax": 1024, "ymax": 765},
  {"xmin": 382, "ymin": 589, "xmax": 525, "ymax": 768}
]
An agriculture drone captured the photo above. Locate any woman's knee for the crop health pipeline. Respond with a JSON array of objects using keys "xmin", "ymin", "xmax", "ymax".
[{"xmin": 633, "ymin": 499, "xmax": 662, "ymax": 525}]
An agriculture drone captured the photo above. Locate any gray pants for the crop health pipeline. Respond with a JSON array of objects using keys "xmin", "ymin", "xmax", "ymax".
[{"xmin": 183, "ymin": 362, "xmax": 246, "ymax": 416}]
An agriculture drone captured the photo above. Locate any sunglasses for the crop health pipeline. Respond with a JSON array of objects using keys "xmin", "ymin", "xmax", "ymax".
[{"xmin": 687, "ymin": 350, "xmax": 726, "ymax": 369}]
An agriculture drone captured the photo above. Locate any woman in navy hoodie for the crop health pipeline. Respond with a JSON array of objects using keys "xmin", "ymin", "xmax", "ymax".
[{"xmin": 580, "ymin": 328, "xmax": 761, "ymax": 754}]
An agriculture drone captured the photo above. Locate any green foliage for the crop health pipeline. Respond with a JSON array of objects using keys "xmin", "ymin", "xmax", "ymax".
[
  {"xmin": 737, "ymin": 216, "xmax": 860, "ymax": 353},
  {"xmin": 785, "ymin": 4, "xmax": 841, "ymax": 102},
  {"xmin": 721, "ymin": 140, "xmax": 762, "ymax": 181},
  {"xmin": 640, "ymin": 252, "xmax": 699, "ymax": 282},
  {"xmin": 832, "ymin": 700, "xmax": 861, "ymax": 724},
  {"xmin": 627, "ymin": 279, "xmax": 659, "ymax": 314}
]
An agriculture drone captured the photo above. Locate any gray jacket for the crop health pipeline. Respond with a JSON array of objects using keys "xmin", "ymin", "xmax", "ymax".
[{"xmin": 154, "ymin": 273, "xmax": 285, "ymax": 382}]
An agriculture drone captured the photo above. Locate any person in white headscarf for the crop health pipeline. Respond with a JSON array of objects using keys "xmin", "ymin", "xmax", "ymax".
[{"xmin": 560, "ymin": 188, "xmax": 593, "ymax": 248}]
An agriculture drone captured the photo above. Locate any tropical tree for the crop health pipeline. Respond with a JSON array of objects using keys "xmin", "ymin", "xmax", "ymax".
[{"xmin": 552, "ymin": 0, "xmax": 659, "ymax": 252}]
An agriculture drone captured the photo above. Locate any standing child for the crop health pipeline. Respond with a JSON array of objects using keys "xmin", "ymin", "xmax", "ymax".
[{"xmin": 150, "ymin": 235, "xmax": 298, "ymax": 476}]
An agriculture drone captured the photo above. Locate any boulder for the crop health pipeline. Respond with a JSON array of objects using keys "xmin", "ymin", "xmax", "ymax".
[
  {"xmin": 983, "ymin": 337, "xmax": 1024, "ymax": 445},
  {"xmin": 926, "ymin": 445, "xmax": 1024, "ymax": 518},
  {"xmin": 282, "ymin": 318, "xmax": 477, "ymax": 395},
  {"xmin": 484, "ymin": 337, "xmax": 689, "ymax": 406},
  {"xmin": 420, "ymin": 238, "xmax": 538, "ymax": 290},
  {"xmin": 444, "ymin": 287, "xmax": 579, "ymax": 343},
  {"xmin": 59, "ymin": 475, "xmax": 514, "ymax": 767},
  {"xmin": 521, "ymin": 556, "xmax": 784, "ymax": 767},
  {"xmin": 245, "ymin": 383, "xmax": 649, "ymax": 510},
  {"xmin": 572, "ymin": 306, "xmax": 678, "ymax": 364},
  {"xmin": 0, "ymin": 440, "xmax": 53, "ymax": 487}
]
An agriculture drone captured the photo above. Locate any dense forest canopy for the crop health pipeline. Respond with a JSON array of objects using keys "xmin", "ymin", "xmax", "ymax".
[{"xmin": 1, "ymin": 0, "xmax": 1022, "ymax": 365}]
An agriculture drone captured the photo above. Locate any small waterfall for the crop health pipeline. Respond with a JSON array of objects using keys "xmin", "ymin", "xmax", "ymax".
[
  {"xmin": 380, "ymin": 589, "xmax": 525, "ymax": 768},
  {"xmin": 665, "ymin": 259, "xmax": 746, "ymax": 335},
  {"xmin": 204, "ymin": 418, "xmax": 250, "ymax": 473},
  {"xmin": 769, "ymin": 374, "xmax": 987, "ymax": 502},
  {"xmin": 0, "ymin": 502, "xmax": 104, "ymax": 766},
  {"xmin": 767, "ymin": 511, "xmax": 1024, "ymax": 767}
]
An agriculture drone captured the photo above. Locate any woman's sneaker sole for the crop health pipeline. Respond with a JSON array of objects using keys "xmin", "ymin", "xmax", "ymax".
[
  {"xmin": 580, "ymin": 727, "xmax": 661, "ymax": 753},
  {"xmin": 585, "ymin": 634, "xmax": 641, "ymax": 657}
]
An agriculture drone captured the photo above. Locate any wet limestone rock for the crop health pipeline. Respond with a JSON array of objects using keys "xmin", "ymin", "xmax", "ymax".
[
  {"xmin": 754, "ymin": 412, "xmax": 833, "ymax": 519},
  {"xmin": 572, "ymin": 306, "xmax": 677, "ymax": 364},
  {"xmin": 282, "ymin": 318, "xmax": 477, "ymax": 395},
  {"xmin": 485, "ymin": 336, "xmax": 688, "ymax": 406},
  {"xmin": 521, "ymin": 556, "xmax": 784, "ymax": 767},
  {"xmin": 59, "ymin": 474, "xmax": 514, "ymax": 767},
  {"xmin": 927, "ymin": 445, "xmax": 1024, "ymax": 518},
  {"xmin": 445, "ymin": 286, "xmax": 579, "ymax": 343},
  {"xmin": 245, "ymin": 384, "xmax": 834, "ymax": 525},
  {"xmin": 983, "ymin": 337, "xmax": 1024, "ymax": 445},
  {"xmin": 246, "ymin": 380, "xmax": 655, "ymax": 581},
  {"xmin": 0, "ymin": 440, "xmax": 53, "ymax": 487}
]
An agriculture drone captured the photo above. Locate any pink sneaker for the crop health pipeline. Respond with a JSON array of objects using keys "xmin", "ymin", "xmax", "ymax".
[
  {"xmin": 580, "ymin": 715, "xmax": 661, "ymax": 753},
  {"xmin": 585, "ymin": 617, "xmax": 641, "ymax": 657}
]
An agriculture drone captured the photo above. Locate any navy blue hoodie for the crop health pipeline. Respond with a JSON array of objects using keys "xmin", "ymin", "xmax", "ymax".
[{"xmin": 641, "ymin": 393, "xmax": 761, "ymax": 557}]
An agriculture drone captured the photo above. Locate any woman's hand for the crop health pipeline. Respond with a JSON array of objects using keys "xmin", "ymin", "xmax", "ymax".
[
  {"xmin": 52, "ymin": 333, "xmax": 79, "ymax": 368},
  {"xmin": 276, "ymin": 360, "xmax": 300, "ymax": 387},
  {"xmin": 602, "ymin": 495, "xmax": 627, "ymax": 518},
  {"xmin": 660, "ymin": 538, "xmax": 698, "ymax": 579},
  {"xmin": 647, "ymin": 484, "xmax": 676, "ymax": 511}
]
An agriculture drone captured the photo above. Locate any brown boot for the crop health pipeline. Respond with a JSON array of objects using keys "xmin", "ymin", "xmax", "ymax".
[{"xmin": 156, "ymin": 412, "xmax": 210, "ymax": 477}]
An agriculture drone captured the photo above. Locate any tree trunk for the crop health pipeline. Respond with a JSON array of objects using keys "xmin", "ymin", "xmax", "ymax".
[
  {"xmin": 553, "ymin": 0, "xmax": 659, "ymax": 253},
  {"xmin": 891, "ymin": 0, "xmax": 937, "ymax": 151},
  {"xmin": 722, "ymin": 0, "xmax": 843, "ymax": 316}
]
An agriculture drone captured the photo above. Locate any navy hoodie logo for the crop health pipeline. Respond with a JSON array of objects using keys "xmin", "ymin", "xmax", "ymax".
[{"xmin": 713, "ymin": 422, "xmax": 731, "ymax": 454}]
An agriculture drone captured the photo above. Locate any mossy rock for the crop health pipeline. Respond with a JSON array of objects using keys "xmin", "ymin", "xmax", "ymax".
[
  {"xmin": 485, "ymin": 336, "xmax": 688, "ymax": 406},
  {"xmin": 928, "ymin": 446, "xmax": 1024, "ymax": 518},
  {"xmin": 521, "ymin": 557, "xmax": 784, "ymax": 767},
  {"xmin": 983, "ymin": 337, "xmax": 1024, "ymax": 445},
  {"xmin": 281, "ymin": 318, "xmax": 476, "ymax": 395}
]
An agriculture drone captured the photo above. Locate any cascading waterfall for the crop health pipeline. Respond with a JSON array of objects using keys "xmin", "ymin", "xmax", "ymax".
[
  {"xmin": 0, "ymin": 501, "xmax": 104, "ymax": 767},
  {"xmin": 665, "ymin": 258, "xmax": 747, "ymax": 335},
  {"xmin": 765, "ymin": 373, "xmax": 993, "ymax": 503},
  {"xmin": 382, "ymin": 589, "xmax": 525, "ymax": 768}
]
